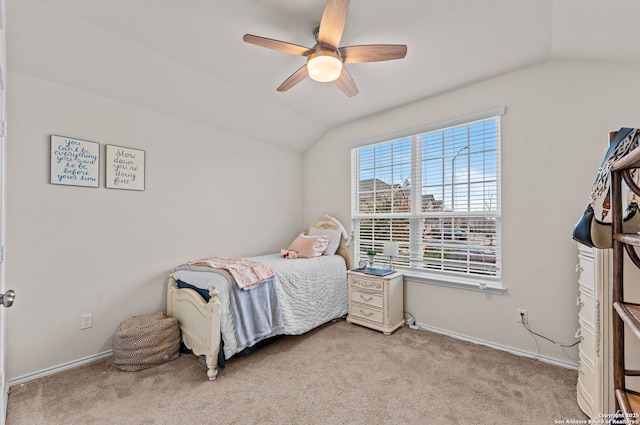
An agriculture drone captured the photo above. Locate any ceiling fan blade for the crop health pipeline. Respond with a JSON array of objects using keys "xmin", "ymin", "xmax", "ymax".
[
  {"xmin": 277, "ymin": 65, "xmax": 309, "ymax": 92},
  {"xmin": 339, "ymin": 44, "xmax": 408, "ymax": 63},
  {"xmin": 243, "ymin": 34, "xmax": 313, "ymax": 56},
  {"xmin": 318, "ymin": 0, "xmax": 349, "ymax": 50},
  {"xmin": 333, "ymin": 67, "xmax": 359, "ymax": 97}
]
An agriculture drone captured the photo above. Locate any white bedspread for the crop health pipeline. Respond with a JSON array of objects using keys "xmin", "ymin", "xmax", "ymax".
[
  {"xmin": 250, "ymin": 254, "xmax": 348, "ymax": 336},
  {"xmin": 174, "ymin": 253, "xmax": 348, "ymax": 359}
]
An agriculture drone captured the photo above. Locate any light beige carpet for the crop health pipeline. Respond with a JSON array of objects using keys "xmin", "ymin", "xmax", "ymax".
[{"xmin": 6, "ymin": 320, "xmax": 588, "ymax": 425}]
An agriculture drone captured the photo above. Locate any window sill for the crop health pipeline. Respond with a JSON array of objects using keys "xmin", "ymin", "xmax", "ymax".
[{"xmin": 397, "ymin": 267, "xmax": 506, "ymax": 295}]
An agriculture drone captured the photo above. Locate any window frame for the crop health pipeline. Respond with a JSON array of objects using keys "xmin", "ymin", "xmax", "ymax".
[{"xmin": 351, "ymin": 107, "xmax": 505, "ymax": 293}]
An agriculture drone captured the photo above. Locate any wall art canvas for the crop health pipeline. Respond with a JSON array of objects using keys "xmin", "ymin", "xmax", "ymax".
[
  {"xmin": 50, "ymin": 135, "xmax": 100, "ymax": 187},
  {"xmin": 105, "ymin": 145, "xmax": 145, "ymax": 191}
]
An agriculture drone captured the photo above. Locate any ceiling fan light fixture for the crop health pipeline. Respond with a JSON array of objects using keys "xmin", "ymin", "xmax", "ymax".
[
  {"xmin": 243, "ymin": 0, "xmax": 407, "ymax": 96},
  {"xmin": 307, "ymin": 49, "xmax": 342, "ymax": 82}
]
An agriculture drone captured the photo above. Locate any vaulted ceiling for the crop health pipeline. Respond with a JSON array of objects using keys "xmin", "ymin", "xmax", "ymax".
[{"xmin": 7, "ymin": 0, "xmax": 640, "ymax": 151}]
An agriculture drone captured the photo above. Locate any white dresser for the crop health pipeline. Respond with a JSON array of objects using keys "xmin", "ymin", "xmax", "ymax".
[
  {"xmin": 576, "ymin": 243, "xmax": 613, "ymax": 418},
  {"xmin": 346, "ymin": 270, "xmax": 404, "ymax": 335},
  {"xmin": 577, "ymin": 243, "xmax": 640, "ymax": 418}
]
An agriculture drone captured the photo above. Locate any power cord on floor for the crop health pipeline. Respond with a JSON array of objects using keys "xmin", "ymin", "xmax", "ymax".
[
  {"xmin": 403, "ymin": 312, "xmax": 421, "ymax": 329},
  {"xmin": 519, "ymin": 312, "xmax": 580, "ymax": 348}
]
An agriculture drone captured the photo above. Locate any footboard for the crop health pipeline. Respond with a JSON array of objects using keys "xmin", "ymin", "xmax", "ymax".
[{"xmin": 167, "ymin": 271, "xmax": 221, "ymax": 380}]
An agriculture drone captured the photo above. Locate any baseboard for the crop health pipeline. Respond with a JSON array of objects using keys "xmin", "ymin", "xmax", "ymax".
[
  {"xmin": 7, "ymin": 350, "xmax": 113, "ymax": 388},
  {"xmin": 409, "ymin": 322, "xmax": 579, "ymax": 370}
]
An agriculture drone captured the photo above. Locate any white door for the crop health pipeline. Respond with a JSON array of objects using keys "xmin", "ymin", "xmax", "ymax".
[{"xmin": 0, "ymin": 0, "xmax": 9, "ymax": 423}]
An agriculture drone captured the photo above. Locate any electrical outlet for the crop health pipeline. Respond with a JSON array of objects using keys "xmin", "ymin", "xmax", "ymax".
[
  {"xmin": 516, "ymin": 309, "xmax": 528, "ymax": 324},
  {"xmin": 79, "ymin": 314, "xmax": 92, "ymax": 330}
]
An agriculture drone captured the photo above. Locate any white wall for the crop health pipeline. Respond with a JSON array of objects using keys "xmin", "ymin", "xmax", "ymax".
[
  {"xmin": 5, "ymin": 73, "xmax": 304, "ymax": 379},
  {"xmin": 303, "ymin": 60, "xmax": 640, "ymax": 365}
]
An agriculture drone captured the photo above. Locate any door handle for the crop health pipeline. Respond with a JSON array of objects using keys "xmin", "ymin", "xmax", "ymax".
[{"xmin": 0, "ymin": 289, "xmax": 15, "ymax": 308}]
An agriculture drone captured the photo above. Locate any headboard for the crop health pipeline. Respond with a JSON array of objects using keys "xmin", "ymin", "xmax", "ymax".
[{"xmin": 309, "ymin": 214, "xmax": 354, "ymax": 270}]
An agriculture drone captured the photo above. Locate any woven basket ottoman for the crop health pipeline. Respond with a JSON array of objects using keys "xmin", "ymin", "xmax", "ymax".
[{"xmin": 112, "ymin": 312, "xmax": 180, "ymax": 371}]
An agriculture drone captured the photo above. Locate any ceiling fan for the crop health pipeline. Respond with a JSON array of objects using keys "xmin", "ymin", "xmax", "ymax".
[{"xmin": 243, "ymin": 0, "xmax": 407, "ymax": 97}]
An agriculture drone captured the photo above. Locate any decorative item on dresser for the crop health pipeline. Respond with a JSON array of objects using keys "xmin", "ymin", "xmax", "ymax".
[
  {"xmin": 345, "ymin": 269, "xmax": 404, "ymax": 335},
  {"xmin": 572, "ymin": 128, "xmax": 639, "ymax": 249}
]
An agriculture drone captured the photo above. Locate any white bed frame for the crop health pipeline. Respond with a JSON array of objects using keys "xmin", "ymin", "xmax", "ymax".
[{"xmin": 167, "ymin": 215, "xmax": 353, "ymax": 380}]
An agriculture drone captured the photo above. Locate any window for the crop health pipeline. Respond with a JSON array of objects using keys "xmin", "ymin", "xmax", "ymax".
[{"xmin": 351, "ymin": 108, "xmax": 503, "ymax": 290}]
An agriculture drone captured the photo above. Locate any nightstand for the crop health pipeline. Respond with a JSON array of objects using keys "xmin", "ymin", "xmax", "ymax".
[{"xmin": 346, "ymin": 270, "xmax": 404, "ymax": 335}]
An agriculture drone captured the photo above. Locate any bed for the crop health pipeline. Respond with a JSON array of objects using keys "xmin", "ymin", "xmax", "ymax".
[{"xmin": 166, "ymin": 214, "xmax": 353, "ymax": 380}]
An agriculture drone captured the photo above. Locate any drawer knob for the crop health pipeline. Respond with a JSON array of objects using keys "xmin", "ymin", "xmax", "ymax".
[
  {"xmin": 359, "ymin": 309, "xmax": 374, "ymax": 318},
  {"xmin": 576, "ymin": 264, "xmax": 583, "ymax": 273},
  {"xmin": 360, "ymin": 294, "xmax": 374, "ymax": 302}
]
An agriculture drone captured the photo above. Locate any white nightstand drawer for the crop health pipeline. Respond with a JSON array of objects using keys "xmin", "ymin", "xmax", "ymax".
[
  {"xmin": 350, "ymin": 276, "xmax": 384, "ymax": 292},
  {"xmin": 350, "ymin": 304, "xmax": 383, "ymax": 324},
  {"xmin": 351, "ymin": 289, "xmax": 384, "ymax": 308}
]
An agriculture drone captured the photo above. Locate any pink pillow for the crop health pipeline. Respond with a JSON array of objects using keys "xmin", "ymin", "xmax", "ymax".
[{"xmin": 287, "ymin": 234, "xmax": 330, "ymax": 258}]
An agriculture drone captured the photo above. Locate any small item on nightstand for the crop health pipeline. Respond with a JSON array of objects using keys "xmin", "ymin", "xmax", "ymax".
[
  {"xmin": 362, "ymin": 268, "xmax": 394, "ymax": 277},
  {"xmin": 366, "ymin": 250, "xmax": 377, "ymax": 268},
  {"xmin": 383, "ymin": 241, "xmax": 399, "ymax": 270}
]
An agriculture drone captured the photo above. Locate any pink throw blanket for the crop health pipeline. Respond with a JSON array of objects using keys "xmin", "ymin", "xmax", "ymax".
[{"xmin": 186, "ymin": 256, "xmax": 274, "ymax": 290}]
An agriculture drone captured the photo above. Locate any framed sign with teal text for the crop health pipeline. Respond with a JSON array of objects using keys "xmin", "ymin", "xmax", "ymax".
[
  {"xmin": 50, "ymin": 135, "xmax": 100, "ymax": 188},
  {"xmin": 105, "ymin": 145, "xmax": 145, "ymax": 191}
]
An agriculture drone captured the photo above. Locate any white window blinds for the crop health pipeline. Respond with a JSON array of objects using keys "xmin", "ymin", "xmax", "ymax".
[{"xmin": 351, "ymin": 111, "xmax": 503, "ymax": 288}]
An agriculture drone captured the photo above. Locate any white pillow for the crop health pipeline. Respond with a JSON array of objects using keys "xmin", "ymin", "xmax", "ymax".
[
  {"xmin": 308, "ymin": 226, "xmax": 341, "ymax": 256},
  {"xmin": 287, "ymin": 233, "xmax": 330, "ymax": 258}
]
